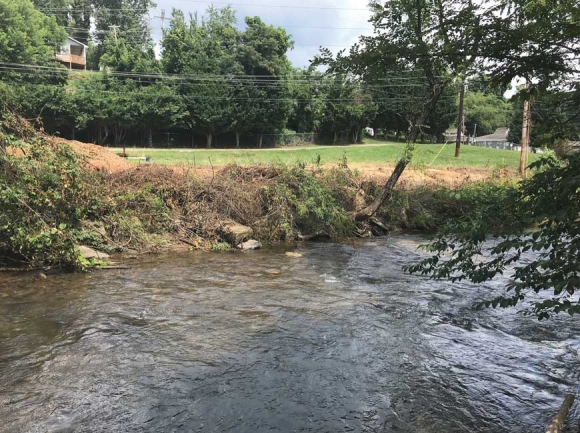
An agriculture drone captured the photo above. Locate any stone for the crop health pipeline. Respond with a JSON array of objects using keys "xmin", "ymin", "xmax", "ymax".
[
  {"xmin": 78, "ymin": 245, "xmax": 110, "ymax": 260},
  {"xmin": 285, "ymin": 252, "xmax": 303, "ymax": 258},
  {"xmin": 238, "ymin": 240, "xmax": 262, "ymax": 250},
  {"xmin": 217, "ymin": 220, "xmax": 254, "ymax": 246},
  {"xmin": 297, "ymin": 232, "xmax": 331, "ymax": 242}
]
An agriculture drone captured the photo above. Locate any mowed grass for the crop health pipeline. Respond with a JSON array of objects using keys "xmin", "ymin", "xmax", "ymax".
[{"xmin": 116, "ymin": 140, "xmax": 536, "ymax": 169}]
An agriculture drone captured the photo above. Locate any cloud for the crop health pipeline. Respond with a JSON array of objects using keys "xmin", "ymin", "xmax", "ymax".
[{"xmin": 149, "ymin": 0, "xmax": 374, "ymax": 67}]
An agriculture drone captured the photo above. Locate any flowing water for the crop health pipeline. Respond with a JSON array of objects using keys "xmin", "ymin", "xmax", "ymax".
[{"xmin": 1, "ymin": 236, "xmax": 579, "ymax": 433}]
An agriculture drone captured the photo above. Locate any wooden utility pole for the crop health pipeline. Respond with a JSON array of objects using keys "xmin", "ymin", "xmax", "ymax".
[
  {"xmin": 154, "ymin": 9, "xmax": 166, "ymax": 31},
  {"xmin": 455, "ymin": 79, "xmax": 466, "ymax": 158},
  {"xmin": 519, "ymin": 93, "xmax": 532, "ymax": 178},
  {"xmin": 109, "ymin": 25, "xmax": 120, "ymax": 41}
]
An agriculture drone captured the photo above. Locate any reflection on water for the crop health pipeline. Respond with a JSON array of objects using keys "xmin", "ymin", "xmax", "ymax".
[{"xmin": 0, "ymin": 236, "xmax": 579, "ymax": 433}]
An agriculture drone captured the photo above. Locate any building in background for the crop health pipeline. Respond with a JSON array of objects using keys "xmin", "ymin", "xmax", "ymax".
[
  {"xmin": 472, "ymin": 128, "xmax": 517, "ymax": 150},
  {"xmin": 444, "ymin": 129, "xmax": 468, "ymax": 143},
  {"xmin": 55, "ymin": 37, "xmax": 87, "ymax": 70}
]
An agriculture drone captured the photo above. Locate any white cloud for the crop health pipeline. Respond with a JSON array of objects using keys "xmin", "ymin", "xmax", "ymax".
[{"xmin": 149, "ymin": 0, "xmax": 374, "ymax": 67}]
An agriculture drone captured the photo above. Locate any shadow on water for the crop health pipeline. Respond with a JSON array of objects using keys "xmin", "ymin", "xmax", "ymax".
[{"xmin": 1, "ymin": 236, "xmax": 579, "ymax": 432}]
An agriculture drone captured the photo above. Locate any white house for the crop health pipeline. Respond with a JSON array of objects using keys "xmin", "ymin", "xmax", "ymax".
[
  {"xmin": 444, "ymin": 128, "xmax": 467, "ymax": 143},
  {"xmin": 473, "ymin": 127, "xmax": 515, "ymax": 150},
  {"xmin": 55, "ymin": 36, "xmax": 87, "ymax": 70}
]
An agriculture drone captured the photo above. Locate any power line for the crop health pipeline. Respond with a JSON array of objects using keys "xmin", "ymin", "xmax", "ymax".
[
  {"xmin": 0, "ymin": 71, "xmax": 443, "ymax": 91},
  {"xmin": 0, "ymin": 62, "xmax": 447, "ymax": 81},
  {"xmin": 39, "ymin": 1, "xmax": 372, "ymax": 14},
  {"xmin": 174, "ymin": 0, "xmax": 370, "ymax": 11},
  {"xmin": 0, "ymin": 79, "xmax": 458, "ymax": 103}
]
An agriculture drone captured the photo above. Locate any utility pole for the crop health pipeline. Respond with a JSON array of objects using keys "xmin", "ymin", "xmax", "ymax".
[
  {"xmin": 154, "ymin": 9, "xmax": 166, "ymax": 31},
  {"xmin": 455, "ymin": 79, "xmax": 466, "ymax": 158},
  {"xmin": 519, "ymin": 86, "xmax": 532, "ymax": 178},
  {"xmin": 109, "ymin": 25, "xmax": 120, "ymax": 41},
  {"xmin": 472, "ymin": 124, "xmax": 477, "ymax": 144}
]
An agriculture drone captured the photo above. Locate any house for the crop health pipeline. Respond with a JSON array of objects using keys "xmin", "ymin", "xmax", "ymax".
[
  {"xmin": 473, "ymin": 127, "xmax": 515, "ymax": 150},
  {"xmin": 444, "ymin": 128, "xmax": 467, "ymax": 143},
  {"xmin": 55, "ymin": 37, "xmax": 87, "ymax": 70}
]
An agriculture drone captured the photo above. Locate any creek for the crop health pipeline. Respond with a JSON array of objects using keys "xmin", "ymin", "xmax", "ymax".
[{"xmin": 1, "ymin": 236, "xmax": 579, "ymax": 432}]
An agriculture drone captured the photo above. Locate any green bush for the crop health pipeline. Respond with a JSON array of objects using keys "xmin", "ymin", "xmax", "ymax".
[
  {"xmin": 263, "ymin": 166, "xmax": 356, "ymax": 239},
  {"xmin": 0, "ymin": 115, "xmax": 103, "ymax": 268}
]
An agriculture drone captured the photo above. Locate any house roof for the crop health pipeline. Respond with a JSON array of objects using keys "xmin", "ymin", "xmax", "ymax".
[
  {"xmin": 474, "ymin": 127, "xmax": 509, "ymax": 142},
  {"xmin": 66, "ymin": 36, "xmax": 88, "ymax": 48}
]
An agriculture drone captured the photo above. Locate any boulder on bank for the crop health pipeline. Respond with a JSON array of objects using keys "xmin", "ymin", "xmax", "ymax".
[
  {"xmin": 78, "ymin": 245, "xmax": 110, "ymax": 260},
  {"xmin": 217, "ymin": 220, "xmax": 254, "ymax": 246},
  {"xmin": 238, "ymin": 240, "xmax": 262, "ymax": 250}
]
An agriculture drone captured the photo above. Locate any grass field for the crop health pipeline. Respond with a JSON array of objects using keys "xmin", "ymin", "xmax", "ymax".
[{"xmin": 113, "ymin": 140, "xmax": 537, "ymax": 169}]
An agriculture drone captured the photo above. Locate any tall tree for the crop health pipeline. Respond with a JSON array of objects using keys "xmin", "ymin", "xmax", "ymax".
[
  {"xmin": 463, "ymin": 91, "xmax": 511, "ymax": 138},
  {"xmin": 88, "ymin": 0, "xmax": 155, "ymax": 69},
  {"xmin": 32, "ymin": 0, "xmax": 70, "ymax": 27},
  {"xmin": 100, "ymin": 35, "xmax": 159, "ymax": 72},
  {"xmin": 315, "ymin": 0, "xmax": 479, "ymax": 220},
  {"xmin": 406, "ymin": 0, "xmax": 580, "ymax": 319},
  {"xmin": 0, "ymin": 0, "xmax": 67, "ymax": 69},
  {"xmin": 236, "ymin": 16, "xmax": 294, "ymax": 146},
  {"xmin": 163, "ymin": 7, "xmax": 241, "ymax": 148}
]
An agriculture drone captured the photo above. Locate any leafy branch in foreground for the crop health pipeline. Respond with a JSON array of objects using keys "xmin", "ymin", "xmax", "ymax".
[{"xmin": 405, "ymin": 154, "xmax": 580, "ymax": 320}]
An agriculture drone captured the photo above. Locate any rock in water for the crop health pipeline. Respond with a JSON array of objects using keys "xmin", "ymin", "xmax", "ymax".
[
  {"xmin": 78, "ymin": 245, "xmax": 110, "ymax": 260},
  {"xmin": 217, "ymin": 220, "xmax": 254, "ymax": 246},
  {"xmin": 238, "ymin": 240, "xmax": 262, "ymax": 250},
  {"xmin": 285, "ymin": 252, "xmax": 303, "ymax": 258}
]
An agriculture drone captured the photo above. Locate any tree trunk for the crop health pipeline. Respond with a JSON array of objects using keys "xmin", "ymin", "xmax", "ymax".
[
  {"xmin": 354, "ymin": 83, "xmax": 446, "ymax": 222},
  {"xmin": 206, "ymin": 132, "xmax": 213, "ymax": 149},
  {"xmin": 355, "ymin": 155, "xmax": 410, "ymax": 221},
  {"xmin": 259, "ymin": 134, "xmax": 263, "ymax": 148},
  {"xmin": 71, "ymin": 126, "xmax": 75, "ymax": 141},
  {"xmin": 455, "ymin": 80, "xmax": 465, "ymax": 158},
  {"xmin": 520, "ymin": 93, "xmax": 532, "ymax": 178},
  {"xmin": 148, "ymin": 130, "xmax": 153, "ymax": 148},
  {"xmin": 236, "ymin": 131, "xmax": 240, "ymax": 149},
  {"xmin": 333, "ymin": 131, "xmax": 338, "ymax": 145}
]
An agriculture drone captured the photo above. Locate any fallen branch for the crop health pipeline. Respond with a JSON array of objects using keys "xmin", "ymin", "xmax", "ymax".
[{"xmin": 545, "ymin": 394, "xmax": 575, "ymax": 433}]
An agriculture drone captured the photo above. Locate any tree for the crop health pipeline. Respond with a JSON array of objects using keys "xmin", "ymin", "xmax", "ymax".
[
  {"xmin": 405, "ymin": 0, "xmax": 580, "ymax": 319},
  {"xmin": 319, "ymin": 76, "xmax": 377, "ymax": 144},
  {"xmin": 315, "ymin": 0, "xmax": 479, "ymax": 220},
  {"xmin": 68, "ymin": 74, "xmax": 111, "ymax": 144},
  {"xmin": 508, "ymin": 88, "xmax": 580, "ymax": 149},
  {"xmin": 406, "ymin": 154, "xmax": 580, "ymax": 319},
  {"xmin": 287, "ymin": 69, "xmax": 326, "ymax": 134},
  {"xmin": 163, "ymin": 7, "xmax": 241, "ymax": 148},
  {"xmin": 236, "ymin": 16, "xmax": 294, "ymax": 146},
  {"xmin": 99, "ymin": 35, "xmax": 159, "ymax": 72},
  {"xmin": 0, "ymin": 0, "xmax": 67, "ymax": 69},
  {"xmin": 133, "ymin": 82, "xmax": 186, "ymax": 147},
  {"xmin": 32, "ymin": 0, "xmax": 70, "ymax": 27},
  {"xmin": 88, "ymin": 0, "xmax": 155, "ymax": 69},
  {"xmin": 464, "ymin": 91, "xmax": 511, "ymax": 138}
]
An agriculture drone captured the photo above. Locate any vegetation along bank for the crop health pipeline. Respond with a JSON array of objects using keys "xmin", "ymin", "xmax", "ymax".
[{"xmin": 0, "ymin": 111, "xmax": 520, "ymax": 270}]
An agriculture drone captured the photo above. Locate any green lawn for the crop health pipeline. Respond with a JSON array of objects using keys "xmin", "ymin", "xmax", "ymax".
[{"xmin": 115, "ymin": 141, "xmax": 536, "ymax": 169}]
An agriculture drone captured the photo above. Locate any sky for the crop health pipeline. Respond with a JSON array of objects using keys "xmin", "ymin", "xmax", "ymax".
[{"xmin": 148, "ymin": 0, "xmax": 375, "ymax": 68}]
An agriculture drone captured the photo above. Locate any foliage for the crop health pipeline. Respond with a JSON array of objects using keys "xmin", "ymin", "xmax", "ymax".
[
  {"xmin": 99, "ymin": 35, "xmax": 160, "ymax": 73},
  {"xmin": 0, "ymin": 0, "xmax": 67, "ymax": 82},
  {"xmin": 508, "ymin": 88, "xmax": 580, "ymax": 149},
  {"xmin": 406, "ymin": 154, "xmax": 580, "ymax": 319},
  {"xmin": 464, "ymin": 91, "xmax": 511, "ymax": 137},
  {"xmin": 262, "ymin": 166, "xmax": 356, "ymax": 239},
  {"xmin": 0, "ymin": 112, "xmax": 101, "ymax": 268}
]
